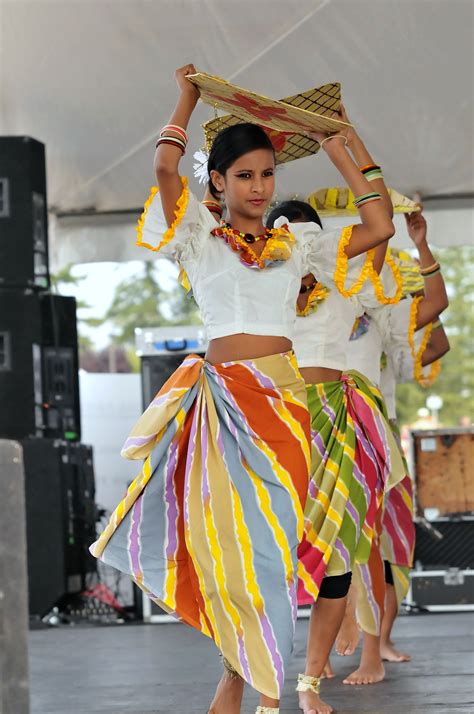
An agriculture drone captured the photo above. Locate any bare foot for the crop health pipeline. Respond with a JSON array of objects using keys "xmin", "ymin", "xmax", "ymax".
[
  {"xmin": 335, "ymin": 615, "xmax": 360, "ymax": 656},
  {"xmin": 381, "ymin": 641, "xmax": 411, "ymax": 662},
  {"xmin": 208, "ymin": 672, "xmax": 244, "ymax": 714},
  {"xmin": 342, "ymin": 661, "xmax": 385, "ymax": 685},
  {"xmin": 298, "ymin": 689, "xmax": 334, "ymax": 713},
  {"xmin": 320, "ymin": 658, "xmax": 335, "ymax": 679}
]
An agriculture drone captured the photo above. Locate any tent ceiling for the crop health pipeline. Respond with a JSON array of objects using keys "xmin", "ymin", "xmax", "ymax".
[
  {"xmin": 2, "ymin": 0, "xmax": 473, "ymax": 216},
  {"xmin": 2, "ymin": 0, "xmax": 473, "ymax": 266}
]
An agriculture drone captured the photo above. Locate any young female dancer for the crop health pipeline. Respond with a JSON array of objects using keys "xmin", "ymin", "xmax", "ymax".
[
  {"xmin": 339, "ymin": 214, "xmax": 449, "ymax": 686},
  {"xmin": 266, "ymin": 204, "xmax": 403, "ymax": 714},
  {"xmin": 265, "ymin": 112, "xmax": 407, "ymax": 712},
  {"xmin": 90, "ymin": 65, "xmax": 394, "ymax": 714}
]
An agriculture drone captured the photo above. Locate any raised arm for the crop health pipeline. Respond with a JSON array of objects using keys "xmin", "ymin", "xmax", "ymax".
[
  {"xmin": 341, "ymin": 105, "xmax": 392, "ymax": 273},
  {"xmin": 308, "ymin": 107, "xmax": 395, "ymax": 259},
  {"xmin": 154, "ymin": 65, "xmax": 200, "ymax": 226},
  {"xmin": 405, "ymin": 210, "xmax": 449, "ymax": 327},
  {"xmin": 421, "ymin": 320, "xmax": 450, "ymax": 365}
]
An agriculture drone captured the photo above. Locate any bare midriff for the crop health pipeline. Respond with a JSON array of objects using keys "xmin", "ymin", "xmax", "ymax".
[
  {"xmin": 205, "ymin": 334, "xmax": 292, "ymax": 365},
  {"xmin": 300, "ymin": 366, "xmax": 343, "ymax": 384}
]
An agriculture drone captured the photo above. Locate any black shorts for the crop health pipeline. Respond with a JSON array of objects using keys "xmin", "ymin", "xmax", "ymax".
[
  {"xmin": 319, "ymin": 571, "xmax": 352, "ymax": 599},
  {"xmin": 384, "ymin": 560, "xmax": 394, "ymax": 585}
]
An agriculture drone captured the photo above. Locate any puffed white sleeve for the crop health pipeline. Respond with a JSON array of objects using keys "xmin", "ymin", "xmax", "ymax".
[
  {"xmin": 278, "ymin": 218, "xmax": 372, "ymax": 296},
  {"xmin": 135, "ymin": 176, "xmax": 218, "ymax": 261}
]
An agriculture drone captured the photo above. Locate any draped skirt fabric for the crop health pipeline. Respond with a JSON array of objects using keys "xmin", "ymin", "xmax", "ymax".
[
  {"xmin": 354, "ymin": 422, "xmax": 415, "ymax": 633},
  {"xmin": 297, "ymin": 372, "xmax": 404, "ymax": 606},
  {"xmin": 381, "ymin": 420, "xmax": 415, "ymax": 609},
  {"xmin": 89, "ymin": 352, "xmax": 310, "ymax": 699}
]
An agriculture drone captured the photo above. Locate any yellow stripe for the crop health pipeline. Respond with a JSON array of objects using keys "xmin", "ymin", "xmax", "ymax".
[
  {"xmin": 231, "ymin": 483, "xmax": 265, "ymax": 613},
  {"xmin": 246, "ymin": 464, "xmax": 294, "ymax": 581},
  {"xmin": 297, "ymin": 560, "xmax": 320, "ymax": 600}
]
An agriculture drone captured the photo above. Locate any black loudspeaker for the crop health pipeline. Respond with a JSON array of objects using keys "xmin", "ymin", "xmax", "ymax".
[
  {"xmin": 22, "ymin": 438, "xmax": 97, "ymax": 616},
  {"xmin": 0, "ymin": 289, "xmax": 81, "ymax": 440},
  {"xmin": 0, "ymin": 136, "xmax": 49, "ymax": 289},
  {"xmin": 140, "ymin": 353, "xmax": 205, "ymax": 409}
]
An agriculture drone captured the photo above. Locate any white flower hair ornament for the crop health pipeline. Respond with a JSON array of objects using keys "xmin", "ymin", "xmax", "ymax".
[{"xmin": 193, "ymin": 149, "xmax": 210, "ymax": 185}]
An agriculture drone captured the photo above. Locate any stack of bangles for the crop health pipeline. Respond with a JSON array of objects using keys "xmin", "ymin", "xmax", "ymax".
[
  {"xmin": 353, "ymin": 191, "xmax": 382, "ymax": 208},
  {"xmin": 420, "ymin": 261, "xmax": 441, "ymax": 278},
  {"xmin": 360, "ymin": 163, "xmax": 384, "ymax": 181},
  {"xmin": 202, "ymin": 200, "xmax": 223, "ymax": 218},
  {"xmin": 155, "ymin": 124, "xmax": 188, "ymax": 154}
]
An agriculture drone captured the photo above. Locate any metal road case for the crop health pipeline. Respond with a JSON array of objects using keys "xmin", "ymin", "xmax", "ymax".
[{"xmin": 407, "ymin": 569, "xmax": 474, "ymax": 612}]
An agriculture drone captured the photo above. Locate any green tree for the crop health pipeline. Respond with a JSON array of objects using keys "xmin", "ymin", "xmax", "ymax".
[
  {"xmin": 168, "ymin": 286, "xmax": 201, "ymax": 326},
  {"xmin": 396, "ymin": 246, "xmax": 474, "ymax": 426},
  {"xmin": 103, "ymin": 262, "xmax": 171, "ymax": 346}
]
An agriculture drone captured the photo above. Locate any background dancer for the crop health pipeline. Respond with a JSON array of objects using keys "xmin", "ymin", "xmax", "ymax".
[
  {"xmin": 338, "ymin": 215, "xmax": 449, "ymax": 685},
  {"xmin": 266, "ymin": 110, "xmax": 403, "ymax": 712}
]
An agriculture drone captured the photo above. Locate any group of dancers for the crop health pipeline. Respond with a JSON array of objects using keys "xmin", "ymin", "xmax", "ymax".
[{"xmin": 90, "ymin": 65, "xmax": 450, "ymax": 714}]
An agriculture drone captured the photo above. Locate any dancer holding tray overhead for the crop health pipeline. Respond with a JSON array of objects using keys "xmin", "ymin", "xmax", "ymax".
[{"xmin": 90, "ymin": 65, "xmax": 394, "ymax": 714}]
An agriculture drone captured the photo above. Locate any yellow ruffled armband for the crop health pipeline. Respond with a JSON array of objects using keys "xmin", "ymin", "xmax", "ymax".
[
  {"xmin": 408, "ymin": 296, "xmax": 440, "ymax": 387},
  {"xmin": 136, "ymin": 176, "xmax": 189, "ymax": 252},
  {"xmin": 368, "ymin": 251, "xmax": 403, "ymax": 305},
  {"xmin": 333, "ymin": 225, "xmax": 374, "ymax": 297}
]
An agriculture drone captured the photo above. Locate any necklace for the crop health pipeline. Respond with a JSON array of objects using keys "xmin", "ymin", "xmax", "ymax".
[
  {"xmin": 221, "ymin": 223, "xmax": 272, "ymax": 244},
  {"xmin": 211, "ymin": 221, "xmax": 295, "ymax": 270}
]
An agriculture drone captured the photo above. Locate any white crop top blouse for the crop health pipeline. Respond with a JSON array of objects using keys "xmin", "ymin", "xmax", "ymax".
[
  {"xmin": 293, "ymin": 291, "xmax": 363, "ymax": 371},
  {"xmin": 138, "ymin": 181, "xmax": 366, "ymax": 342},
  {"xmin": 346, "ymin": 319, "xmax": 383, "ymax": 385},
  {"xmin": 348, "ymin": 297, "xmax": 428, "ymax": 389},
  {"xmin": 292, "ymin": 248, "xmax": 399, "ymax": 371}
]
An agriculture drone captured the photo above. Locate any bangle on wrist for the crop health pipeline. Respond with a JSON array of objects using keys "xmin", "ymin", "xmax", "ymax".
[
  {"xmin": 353, "ymin": 191, "xmax": 382, "ymax": 208},
  {"xmin": 155, "ymin": 137, "xmax": 186, "ymax": 154},
  {"xmin": 320, "ymin": 134, "xmax": 348, "ymax": 149},
  {"xmin": 420, "ymin": 261, "xmax": 440, "ymax": 275},
  {"xmin": 157, "ymin": 124, "xmax": 189, "ymax": 153},
  {"xmin": 422, "ymin": 266, "xmax": 441, "ymax": 279},
  {"xmin": 360, "ymin": 164, "xmax": 384, "ymax": 181}
]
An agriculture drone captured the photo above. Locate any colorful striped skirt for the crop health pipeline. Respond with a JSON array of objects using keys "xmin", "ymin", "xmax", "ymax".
[
  {"xmin": 297, "ymin": 372, "xmax": 404, "ymax": 606},
  {"xmin": 89, "ymin": 352, "xmax": 310, "ymax": 699},
  {"xmin": 354, "ymin": 422, "xmax": 415, "ymax": 633},
  {"xmin": 381, "ymin": 420, "xmax": 415, "ymax": 609}
]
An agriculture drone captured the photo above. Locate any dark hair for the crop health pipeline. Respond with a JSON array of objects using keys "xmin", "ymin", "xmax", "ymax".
[
  {"xmin": 207, "ymin": 123, "xmax": 275, "ymax": 199},
  {"xmin": 266, "ymin": 200, "xmax": 323, "ymax": 229}
]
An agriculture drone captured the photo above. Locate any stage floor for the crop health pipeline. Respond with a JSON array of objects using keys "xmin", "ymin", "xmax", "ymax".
[{"xmin": 29, "ymin": 612, "xmax": 473, "ymax": 713}]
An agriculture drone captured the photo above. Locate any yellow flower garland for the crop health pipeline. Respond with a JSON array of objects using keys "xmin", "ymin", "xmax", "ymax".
[
  {"xmin": 333, "ymin": 225, "xmax": 374, "ymax": 297},
  {"xmin": 136, "ymin": 176, "xmax": 189, "ymax": 252},
  {"xmin": 408, "ymin": 296, "xmax": 441, "ymax": 387},
  {"xmin": 418, "ymin": 359, "xmax": 442, "ymax": 388},
  {"xmin": 369, "ymin": 251, "xmax": 403, "ymax": 305}
]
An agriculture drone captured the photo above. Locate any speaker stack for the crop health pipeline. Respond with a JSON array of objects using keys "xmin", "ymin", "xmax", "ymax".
[{"xmin": 0, "ymin": 136, "xmax": 97, "ymax": 617}]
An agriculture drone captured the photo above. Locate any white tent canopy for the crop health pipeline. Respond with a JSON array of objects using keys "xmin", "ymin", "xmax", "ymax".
[{"xmin": 2, "ymin": 0, "xmax": 473, "ymax": 265}]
